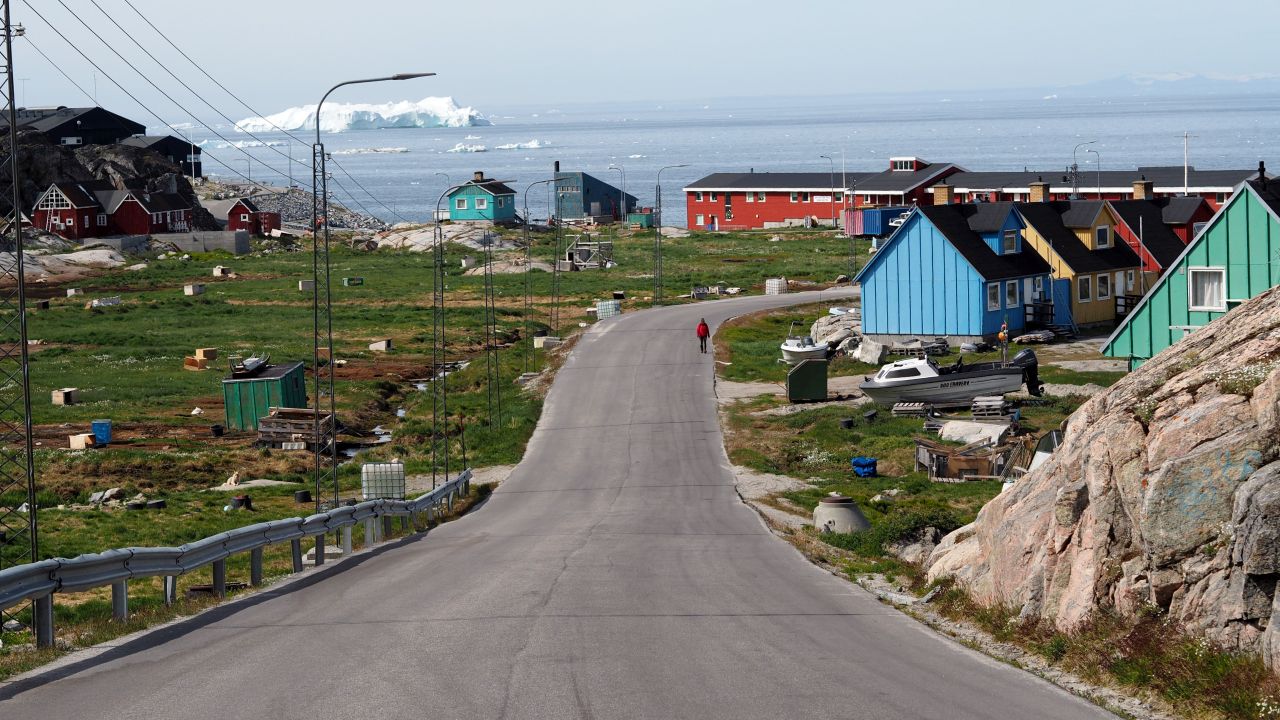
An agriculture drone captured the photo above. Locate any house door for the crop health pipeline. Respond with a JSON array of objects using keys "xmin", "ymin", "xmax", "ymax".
[
  {"xmin": 709, "ymin": 215, "xmax": 718, "ymax": 231},
  {"xmin": 1023, "ymin": 278, "xmax": 1035, "ymax": 303},
  {"xmin": 1114, "ymin": 271, "xmax": 1126, "ymax": 295}
]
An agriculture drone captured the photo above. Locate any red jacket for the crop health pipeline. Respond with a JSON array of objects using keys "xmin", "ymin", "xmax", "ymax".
[{"xmin": 696, "ymin": 322, "xmax": 710, "ymax": 338}]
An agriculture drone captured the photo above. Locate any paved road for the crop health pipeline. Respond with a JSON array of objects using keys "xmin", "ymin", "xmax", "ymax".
[{"xmin": 1, "ymin": 290, "xmax": 1114, "ymax": 719}]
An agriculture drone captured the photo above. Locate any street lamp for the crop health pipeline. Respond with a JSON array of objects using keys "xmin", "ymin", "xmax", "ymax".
[
  {"xmin": 1071, "ymin": 140, "xmax": 1096, "ymax": 198},
  {"xmin": 608, "ymin": 163, "xmax": 626, "ymax": 223},
  {"xmin": 654, "ymin": 163, "xmax": 688, "ymax": 306},
  {"xmin": 311, "ymin": 72, "xmax": 432, "ymax": 509},
  {"xmin": 522, "ymin": 176, "xmax": 561, "ymax": 373},
  {"xmin": 820, "ymin": 154, "xmax": 835, "ymax": 229},
  {"xmin": 1087, "ymin": 148, "xmax": 1102, "ymax": 200}
]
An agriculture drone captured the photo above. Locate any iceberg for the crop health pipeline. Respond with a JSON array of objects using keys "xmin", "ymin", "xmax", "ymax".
[
  {"xmin": 332, "ymin": 147, "xmax": 410, "ymax": 155},
  {"xmin": 495, "ymin": 139, "xmax": 549, "ymax": 150},
  {"xmin": 446, "ymin": 143, "xmax": 487, "ymax": 153},
  {"xmin": 235, "ymin": 97, "xmax": 491, "ymax": 133}
]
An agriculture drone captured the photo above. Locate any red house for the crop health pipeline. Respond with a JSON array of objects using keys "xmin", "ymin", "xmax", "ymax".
[
  {"xmin": 226, "ymin": 198, "xmax": 281, "ymax": 236},
  {"xmin": 31, "ymin": 181, "xmax": 194, "ymax": 240},
  {"xmin": 1108, "ymin": 182, "xmax": 1213, "ymax": 274},
  {"xmin": 683, "ymin": 157, "xmax": 960, "ymax": 231},
  {"xmin": 936, "ymin": 167, "xmax": 1265, "ymax": 211}
]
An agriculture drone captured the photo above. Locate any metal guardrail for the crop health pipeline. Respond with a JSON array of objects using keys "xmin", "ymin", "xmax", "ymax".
[{"xmin": 0, "ymin": 469, "xmax": 471, "ymax": 645}]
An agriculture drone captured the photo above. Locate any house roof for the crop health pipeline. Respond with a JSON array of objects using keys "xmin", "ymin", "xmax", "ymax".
[
  {"xmin": 119, "ymin": 135, "xmax": 200, "ymax": 153},
  {"xmin": 453, "ymin": 178, "xmax": 516, "ymax": 196},
  {"xmin": 683, "ymin": 172, "xmax": 875, "ymax": 192},
  {"xmin": 14, "ymin": 107, "xmax": 146, "ymax": 137},
  {"xmin": 1108, "ymin": 198, "xmax": 1204, "ymax": 268},
  {"xmin": 916, "ymin": 203, "xmax": 1050, "ymax": 281},
  {"xmin": 940, "ymin": 166, "xmax": 1264, "ymax": 194},
  {"xmin": 43, "ymin": 182, "xmax": 102, "ymax": 209},
  {"xmin": 855, "ymin": 163, "xmax": 962, "ymax": 194},
  {"xmin": 230, "ymin": 197, "xmax": 260, "ymax": 213},
  {"xmin": 1016, "ymin": 201, "xmax": 1141, "ymax": 273}
]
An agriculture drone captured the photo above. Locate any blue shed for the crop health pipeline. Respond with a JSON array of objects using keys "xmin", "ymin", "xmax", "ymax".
[
  {"xmin": 447, "ymin": 171, "xmax": 517, "ymax": 223},
  {"xmin": 854, "ymin": 202, "xmax": 1053, "ymax": 343},
  {"xmin": 555, "ymin": 171, "xmax": 637, "ymax": 221}
]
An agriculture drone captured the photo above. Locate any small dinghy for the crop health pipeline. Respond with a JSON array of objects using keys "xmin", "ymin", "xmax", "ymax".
[
  {"xmin": 780, "ymin": 335, "xmax": 829, "ymax": 364},
  {"xmin": 859, "ymin": 349, "xmax": 1042, "ymax": 405}
]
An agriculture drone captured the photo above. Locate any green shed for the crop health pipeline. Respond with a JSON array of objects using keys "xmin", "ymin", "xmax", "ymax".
[
  {"xmin": 1104, "ymin": 174, "xmax": 1280, "ymax": 368},
  {"xmin": 787, "ymin": 359, "xmax": 829, "ymax": 403},
  {"xmin": 222, "ymin": 361, "xmax": 308, "ymax": 431}
]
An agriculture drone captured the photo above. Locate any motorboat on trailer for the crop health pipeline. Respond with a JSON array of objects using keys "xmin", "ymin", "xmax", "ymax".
[
  {"xmin": 780, "ymin": 334, "xmax": 829, "ymax": 364},
  {"xmin": 859, "ymin": 349, "xmax": 1043, "ymax": 405}
]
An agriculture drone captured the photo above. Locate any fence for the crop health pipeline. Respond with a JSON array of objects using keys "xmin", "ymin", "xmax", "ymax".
[{"xmin": 0, "ymin": 469, "xmax": 471, "ymax": 647}]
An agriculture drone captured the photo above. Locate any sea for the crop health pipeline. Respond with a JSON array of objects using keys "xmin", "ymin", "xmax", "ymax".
[{"xmin": 185, "ymin": 90, "xmax": 1280, "ymax": 228}]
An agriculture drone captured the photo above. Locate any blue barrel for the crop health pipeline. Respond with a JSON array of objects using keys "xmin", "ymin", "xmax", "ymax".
[{"xmin": 91, "ymin": 419, "xmax": 112, "ymax": 446}]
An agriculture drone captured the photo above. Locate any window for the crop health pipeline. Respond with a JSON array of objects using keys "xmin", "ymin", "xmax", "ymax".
[
  {"xmin": 891, "ymin": 159, "xmax": 913, "ymax": 171},
  {"xmin": 1001, "ymin": 229, "xmax": 1018, "ymax": 254},
  {"xmin": 756, "ymin": 192, "xmax": 766, "ymax": 202},
  {"xmin": 1005, "ymin": 280, "xmax": 1019, "ymax": 308},
  {"xmin": 1126, "ymin": 270, "xmax": 1135, "ymax": 290},
  {"xmin": 1095, "ymin": 226, "xmax": 1111, "ymax": 248},
  {"xmin": 744, "ymin": 192, "xmax": 754, "ymax": 203},
  {"xmin": 1192, "ymin": 221, "xmax": 1208, "ymax": 237},
  {"xmin": 709, "ymin": 193, "xmax": 718, "ymax": 202},
  {"xmin": 455, "ymin": 198, "xmax": 467, "ymax": 211},
  {"xmin": 1097, "ymin": 273, "xmax": 1111, "ymax": 300},
  {"xmin": 801, "ymin": 192, "xmax": 810, "ymax": 202},
  {"xmin": 37, "ymin": 191, "xmax": 72, "ymax": 210},
  {"xmin": 790, "ymin": 192, "xmax": 799, "ymax": 203},
  {"xmin": 240, "ymin": 214, "xmax": 250, "ymax": 222},
  {"xmin": 60, "ymin": 136, "xmax": 83, "ymax": 146},
  {"xmin": 833, "ymin": 192, "xmax": 843, "ymax": 202},
  {"xmin": 986, "ymin": 283, "xmax": 1000, "ymax": 311},
  {"xmin": 97, "ymin": 214, "xmax": 106, "ymax": 227},
  {"xmin": 84, "ymin": 214, "xmax": 90, "ymax": 227},
  {"xmin": 1215, "ymin": 192, "xmax": 1229, "ymax": 204},
  {"xmin": 1188, "ymin": 267, "xmax": 1226, "ymax": 311},
  {"xmin": 863, "ymin": 194, "xmax": 873, "ymax": 204},
  {"xmin": 695, "ymin": 192, "xmax": 704, "ymax": 202},
  {"xmin": 695, "ymin": 214, "xmax": 705, "ymax": 226},
  {"xmin": 67, "ymin": 216, "xmax": 75, "ymax": 226},
  {"xmin": 1033, "ymin": 276, "xmax": 1044, "ymax": 300},
  {"xmin": 475, "ymin": 197, "xmax": 489, "ymax": 210},
  {"xmin": 1077, "ymin": 275, "xmax": 1092, "ymax": 303},
  {"xmin": 497, "ymin": 197, "xmax": 506, "ymax": 208},
  {"xmin": 885, "ymin": 368, "xmax": 922, "ymax": 379}
]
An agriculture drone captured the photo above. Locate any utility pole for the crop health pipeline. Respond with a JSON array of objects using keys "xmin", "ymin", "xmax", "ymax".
[
  {"xmin": 1182, "ymin": 131, "xmax": 1198, "ymax": 197},
  {"xmin": 1088, "ymin": 148, "xmax": 1101, "ymax": 200},
  {"xmin": 0, "ymin": 6, "xmax": 42, "ymax": 645},
  {"xmin": 653, "ymin": 163, "xmax": 687, "ymax": 306},
  {"xmin": 1072, "ymin": 140, "xmax": 1095, "ymax": 198},
  {"xmin": 820, "ymin": 154, "xmax": 835, "ymax": 229}
]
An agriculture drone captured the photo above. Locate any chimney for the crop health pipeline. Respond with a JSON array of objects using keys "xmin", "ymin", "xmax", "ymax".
[
  {"xmin": 1132, "ymin": 175, "xmax": 1153, "ymax": 200},
  {"xmin": 932, "ymin": 182, "xmax": 953, "ymax": 205},
  {"xmin": 1259, "ymin": 160, "xmax": 1268, "ymax": 190},
  {"xmin": 473, "ymin": 171, "xmax": 485, "ymax": 183},
  {"xmin": 1029, "ymin": 177, "xmax": 1051, "ymax": 203}
]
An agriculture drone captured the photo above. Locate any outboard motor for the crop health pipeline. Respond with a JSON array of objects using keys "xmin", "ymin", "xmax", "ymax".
[{"xmin": 1011, "ymin": 348, "xmax": 1043, "ymax": 396}]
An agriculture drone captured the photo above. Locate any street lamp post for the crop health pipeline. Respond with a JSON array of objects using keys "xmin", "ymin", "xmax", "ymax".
[
  {"xmin": 820, "ymin": 154, "xmax": 835, "ymax": 229},
  {"xmin": 1087, "ymin": 148, "xmax": 1102, "ymax": 200},
  {"xmin": 1071, "ymin": 140, "xmax": 1096, "ymax": 198},
  {"xmin": 311, "ymin": 72, "xmax": 432, "ymax": 511},
  {"xmin": 653, "ymin": 163, "xmax": 688, "ymax": 306},
  {"xmin": 608, "ymin": 163, "xmax": 625, "ymax": 222},
  {"xmin": 522, "ymin": 176, "xmax": 560, "ymax": 373}
]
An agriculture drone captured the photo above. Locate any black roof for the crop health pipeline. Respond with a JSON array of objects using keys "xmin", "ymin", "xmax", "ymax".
[
  {"xmin": 1109, "ymin": 199, "xmax": 1206, "ymax": 269},
  {"xmin": 917, "ymin": 204, "xmax": 1050, "ymax": 281},
  {"xmin": 231, "ymin": 197, "xmax": 261, "ymax": 213},
  {"xmin": 854, "ymin": 164, "xmax": 960, "ymax": 193},
  {"xmin": 46, "ymin": 182, "xmax": 102, "ymax": 208},
  {"xmin": 943, "ymin": 166, "xmax": 1261, "ymax": 192},
  {"xmin": 15, "ymin": 107, "xmax": 145, "ymax": 136},
  {"xmin": 1016, "ymin": 202, "xmax": 1141, "ymax": 273},
  {"xmin": 120, "ymin": 135, "xmax": 201, "ymax": 153},
  {"xmin": 458, "ymin": 179, "xmax": 516, "ymax": 196},
  {"xmin": 684, "ymin": 172, "xmax": 875, "ymax": 191},
  {"xmin": 1246, "ymin": 176, "xmax": 1280, "ymax": 217}
]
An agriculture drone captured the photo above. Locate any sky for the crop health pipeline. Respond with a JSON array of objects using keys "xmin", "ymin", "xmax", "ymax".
[{"xmin": 14, "ymin": 0, "xmax": 1279, "ymax": 120}]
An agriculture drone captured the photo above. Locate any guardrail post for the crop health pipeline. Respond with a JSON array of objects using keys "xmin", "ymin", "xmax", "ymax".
[
  {"xmin": 382, "ymin": 516, "xmax": 393, "ymax": 537},
  {"xmin": 342, "ymin": 525, "xmax": 353, "ymax": 555},
  {"xmin": 447, "ymin": 492, "xmax": 455, "ymax": 513},
  {"xmin": 250, "ymin": 547, "xmax": 264, "ymax": 587},
  {"xmin": 364, "ymin": 518, "xmax": 376, "ymax": 546},
  {"xmin": 212, "ymin": 559, "xmax": 227, "ymax": 598},
  {"xmin": 399, "ymin": 516, "xmax": 409, "ymax": 531},
  {"xmin": 314, "ymin": 534, "xmax": 326, "ymax": 566},
  {"xmin": 34, "ymin": 595, "xmax": 54, "ymax": 648},
  {"xmin": 111, "ymin": 580, "xmax": 128, "ymax": 621},
  {"xmin": 290, "ymin": 538, "xmax": 303, "ymax": 573},
  {"xmin": 163, "ymin": 575, "xmax": 178, "ymax": 605}
]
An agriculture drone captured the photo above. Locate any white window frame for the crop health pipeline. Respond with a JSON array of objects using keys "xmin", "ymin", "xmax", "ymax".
[
  {"xmin": 1001, "ymin": 229, "xmax": 1018, "ymax": 255},
  {"xmin": 695, "ymin": 192, "xmax": 703, "ymax": 202},
  {"xmin": 1126, "ymin": 270, "xmax": 1136, "ymax": 289},
  {"xmin": 240, "ymin": 213, "xmax": 250, "ymax": 222},
  {"xmin": 67, "ymin": 216, "xmax": 75, "ymax": 226},
  {"xmin": 455, "ymin": 197, "xmax": 467, "ymax": 211},
  {"xmin": 986, "ymin": 283, "xmax": 1000, "ymax": 312},
  {"xmin": 801, "ymin": 192, "xmax": 810, "ymax": 203},
  {"xmin": 97, "ymin": 214, "xmax": 107, "ymax": 227},
  {"xmin": 709, "ymin": 192, "xmax": 718, "ymax": 202},
  {"xmin": 475, "ymin": 197, "xmax": 489, "ymax": 210},
  {"xmin": 863, "ymin": 194, "xmax": 873, "ymax": 204},
  {"xmin": 1004, "ymin": 280, "xmax": 1019, "ymax": 308},
  {"xmin": 1077, "ymin": 275, "xmax": 1092, "ymax": 303},
  {"xmin": 744, "ymin": 192, "xmax": 754, "ymax": 203},
  {"xmin": 1187, "ymin": 267, "xmax": 1227, "ymax": 312},
  {"xmin": 497, "ymin": 197, "xmax": 506, "ymax": 208},
  {"xmin": 756, "ymin": 192, "xmax": 766, "ymax": 202},
  {"xmin": 833, "ymin": 191, "xmax": 843, "ymax": 202},
  {"xmin": 695, "ymin": 214, "xmax": 705, "ymax": 226},
  {"xmin": 1033, "ymin": 276, "xmax": 1044, "ymax": 300},
  {"xmin": 1097, "ymin": 273, "xmax": 1111, "ymax": 300},
  {"xmin": 1192, "ymin": 221, "xmax": 1208, "ymax": 237},
  {"xmin": 1095, "ymin": 226, "xmax": 1111, "ymax": 248},
  {"xmin": 60, "ymin": 136, "xmax": 83, "ymax": 146},
  {"xmin": 790, "ymin": 192, "xmax": 798, "ymax": 203}
]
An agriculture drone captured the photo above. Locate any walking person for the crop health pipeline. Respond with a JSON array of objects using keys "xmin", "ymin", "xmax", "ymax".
[{"xmin": 696, "ymin": 318, "xmax": 710, "ymax": 354}]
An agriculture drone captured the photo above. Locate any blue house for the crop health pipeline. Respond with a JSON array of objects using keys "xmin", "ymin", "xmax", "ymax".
[
  {"xmin": 555, "ymin": 171, "xmax": 636, "ymax": 221},
  {"xmin": 854, "ymin": 202, "xmax": 1053, "ymax": 343},
  {"xmin": 447, "ymin": 171, "xmax": 517, "ymax": 223}
]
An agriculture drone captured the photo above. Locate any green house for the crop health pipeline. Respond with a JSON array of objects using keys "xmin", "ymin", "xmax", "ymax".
[
  {"xmin": 447, "ymin": 171, "xmax": 516, "ymax": 223},
  {"xmin": 1104, "ymin": 175, "xmax": 1280, "ymax": 368},
  {"xmin": 222, "ymin": 361, "xmax": 308, "ymax": 431}
]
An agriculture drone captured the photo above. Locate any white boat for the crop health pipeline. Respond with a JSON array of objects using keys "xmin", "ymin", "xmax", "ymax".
[
  {"xmin": 859, "ymin": 349, "xmax": 1042, "ymax": 405},
  {"xmin": 780, "ymin": 335, "xmax": 829, "ymax": 364}
]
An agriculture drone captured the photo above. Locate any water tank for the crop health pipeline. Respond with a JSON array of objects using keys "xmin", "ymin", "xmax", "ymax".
[{"xmin": 813, "ymin": 494, "xmax": 870, "ymax": 534}]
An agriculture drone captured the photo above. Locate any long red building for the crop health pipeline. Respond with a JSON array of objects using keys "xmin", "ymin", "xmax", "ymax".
[{"xmin": 32, "ymin": 181, "xmax": 194, "ymax": 239}]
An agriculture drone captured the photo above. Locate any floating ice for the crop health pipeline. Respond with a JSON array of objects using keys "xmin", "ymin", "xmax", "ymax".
[
  {"xmin": 446, "ymin": 143, "xmax": 487, "ymax": 153},
  {"xmin": 495, "ymin": 139, "xmax": 549, "ymax": 150},
  {"xmin": 332, "ymin": 147, "xmax": 410, "ymax": 155},
  {"xmin": 235, "ymin": 97, "xmax": 491, "ymax": 133}
]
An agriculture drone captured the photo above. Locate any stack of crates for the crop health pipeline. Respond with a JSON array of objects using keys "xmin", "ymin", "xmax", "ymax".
[
  {"xmin": 596, "ymin": 299, "xmax": 622, "ymax": 319},
  {"xmin": 361, "ymin": 461, "xmax": 406, "ymax": 500},
  {"xmin": 765, "ymin": 278, "xmax": 788, "ymax": 295}
]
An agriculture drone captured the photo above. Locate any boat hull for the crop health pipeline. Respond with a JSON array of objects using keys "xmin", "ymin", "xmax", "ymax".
[
  {"xmin": 780, "ymin": 345, "xmax": 829, "ymax": 364},
  {"xmin": 859, "ymin": 368, "xmax": 1025, "ymax": 405}
]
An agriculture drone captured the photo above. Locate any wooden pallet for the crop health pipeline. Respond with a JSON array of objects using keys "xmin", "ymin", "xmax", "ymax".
[
  {"xmin": 971, "ymin": 396, "xmax": 1010, "ymax": 418},
  {"xmin": 257, "ymin": 407, "xmax": 334, "ymax": 446},
  {"xmin": 892, "ymin": 402, "xmax": 929, "ymax": 418}
]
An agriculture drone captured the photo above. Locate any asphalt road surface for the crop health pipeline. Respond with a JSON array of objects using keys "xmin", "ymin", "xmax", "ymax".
[{"xmin": 1, "ymin": 289, "xmax": 1116, "ymax": 719}]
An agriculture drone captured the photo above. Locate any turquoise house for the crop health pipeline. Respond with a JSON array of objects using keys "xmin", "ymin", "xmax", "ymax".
[
  {"xmin": 447, "ymin": 171, "xmax": 517, "ymax": 223},
  {"xmin": 1104, "ymin": 174, "xmax": 1280, "ymax": 368},
  {"xmin": 854, "ymin": 202, "xmax": 1053, "ymax": 343}
]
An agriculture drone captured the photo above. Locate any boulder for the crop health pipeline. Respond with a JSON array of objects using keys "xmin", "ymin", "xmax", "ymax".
[
  {"xmin": 853, "ymin": 338, "xmax": 888, "ymax": 365},
  {"xmin": 809, "ymin": 315, "xmax": 859, "ymax": 346},
  {"xmin": 888, "ymin": 526, "xmax": 943, "ymax": 565},
  {"xmin": 926, "ymin": 286, "xmax": 1280, "ymax": 673}
]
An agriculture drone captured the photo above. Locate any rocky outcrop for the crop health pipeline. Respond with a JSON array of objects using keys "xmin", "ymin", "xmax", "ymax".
[{"xmin": 927, "ymin": 286, "xmax": 1280, "ymax": 671}]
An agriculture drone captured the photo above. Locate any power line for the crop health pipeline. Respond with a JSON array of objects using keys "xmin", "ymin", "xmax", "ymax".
[{"xmin": 20, "ymin": 35, "xmax": 94, "ymax": 105}]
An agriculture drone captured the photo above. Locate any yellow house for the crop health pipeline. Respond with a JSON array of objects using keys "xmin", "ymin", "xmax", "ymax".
[{"xmin": 1016, "ymin": 185, "xmax": 1143, "ymax": 328}]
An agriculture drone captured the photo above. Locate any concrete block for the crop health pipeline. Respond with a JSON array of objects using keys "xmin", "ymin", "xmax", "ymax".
[
  {"xmin": 195, "ymin": 347, "xmax": 218, "ymax": 361},
  {"xmin": 533, "ymin": 336, "xmax": 562, "ymax": 350},
  {"xmin": 66, "ymin": 288, "xmax": 83, "ymax": 297},
  {"xmin": 184, "ymin": 283, "xmax": 204, "ymax": 296},
  {"xmin": 212, "ymin": 266, "xmax": 232, "ymax": 277},
  {"xmin": 69, "ymin": 433, "xmax": 96, "ymax": 450},
  {"xmin": 369, "ymin": 339, "xmax": 392, "ymax": 352},
  {"xmin": 183, "ymin": 356, "xmax": 208, "ymax": 371},
  {"xmin": 342, "ymin": 277, "xmax": 364, "ymax": 286},
  {"xmin": 52, "ymin": 388, "xmax": 79, "ymax": 405},
  {"xmin": 460, "ymin": 256, "xmax": 477, "ymax": 269},
  {"xmin": 298, "ymin": 280, "xmax": 315, "ymax": 292}
]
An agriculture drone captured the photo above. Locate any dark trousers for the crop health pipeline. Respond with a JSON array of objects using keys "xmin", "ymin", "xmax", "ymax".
[{"xmin": 699, "ymin": 337, "xmax": 707, "ymax": 353}]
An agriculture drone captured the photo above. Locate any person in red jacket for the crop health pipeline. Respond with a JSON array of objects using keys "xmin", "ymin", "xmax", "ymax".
[{"xmin": 696, "ymin": 318, "xmax": 710, "ymax": 354}]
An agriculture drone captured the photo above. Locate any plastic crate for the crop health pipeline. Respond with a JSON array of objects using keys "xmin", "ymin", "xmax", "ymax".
[{"xmin": 361, "ymin": 461, "xmax": 406, "ymax": 500}]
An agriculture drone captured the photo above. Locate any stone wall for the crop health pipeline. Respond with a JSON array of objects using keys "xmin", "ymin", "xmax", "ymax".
[{"xmin": 152, "ymin": 230, "xmax": 250, "ymax": 255}]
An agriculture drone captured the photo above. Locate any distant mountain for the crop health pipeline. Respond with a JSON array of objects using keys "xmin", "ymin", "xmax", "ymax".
[{"xmin": 1060, "ymin": 73, "xmax": 1280, "ymax": 97}]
